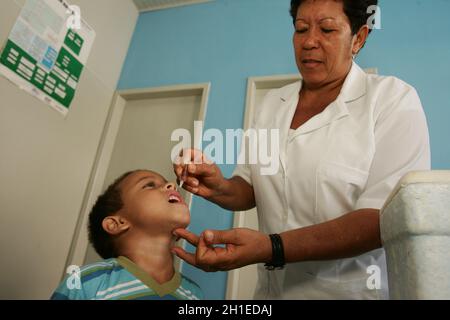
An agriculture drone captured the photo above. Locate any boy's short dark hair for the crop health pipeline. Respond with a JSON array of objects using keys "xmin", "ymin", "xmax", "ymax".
[{"xmin": 88, "ymin": 171, "xmax": 136, "ymax": 259}]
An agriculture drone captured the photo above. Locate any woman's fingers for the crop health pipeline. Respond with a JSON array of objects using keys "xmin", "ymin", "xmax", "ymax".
[
  {"xmin": 171, "ymin": 229, "xmax": 207, "ymax": 270},
  {"xmin": 187, "ymin": 163, "xmax": 216, "ymax": 177},
  {"xmin": 174, "ymin": 149, "xmax": 215, "ymax": 178},
  {"xmin": 173, "ymin": 228, "xmax": 200, "ymax": 246},
  {"xmin": 171, "ymin": 247, "xmax": 197, "ymax": 267},
  {"xmin": 202, "ymin": 229, "xmax": 239, "ymax": 246},
  {"xmin": 173, "ymin": 228, "xmax": 258, "ymax": 272},
  {"xmin": 196, "ymin": 233, "xmax": 210, "ymax": 261},
  {"xmin": 172, "ymin": 235, "xmax": 218, "ymax": 272},
  {"xmin": 196, "ymin": 235, "xmax": 221, "ymax": 272},
  {"xmin": 181, "ymin": 183, "xmax": 199, "ymax": 195},
  {"xmin": 175, "ymin": 148, "xmax": 207, "ymax": 166},
  {"xmin": 182, "ymin": 176, "xmax": 199, "ymax": 188}
]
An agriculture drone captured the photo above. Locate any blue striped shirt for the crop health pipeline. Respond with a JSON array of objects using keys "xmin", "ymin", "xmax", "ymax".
[{"xmin": 51, "ymin": 256, "xmax": 203, "ymax": 300}]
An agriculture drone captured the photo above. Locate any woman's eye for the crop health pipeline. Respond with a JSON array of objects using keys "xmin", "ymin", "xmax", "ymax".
[
  {"xmin": 296, "ymin": 29, "xmax": 307, "ymax": 34},
  {"xmin": 322, "ymin": 28, "xmax": 334, "ymax": 33}
]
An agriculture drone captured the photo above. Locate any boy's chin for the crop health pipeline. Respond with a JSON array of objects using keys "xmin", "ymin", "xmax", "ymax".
[
  {"xmin": 174, "ymin": 219, "xmax": 190, "ymax": 230},
  {"xmin": 169, "ymin": 213, "xmax": 190, "ymax": 230},
  {"xmin": 172, "ymin": 208, "xmax": 190, "ymax": 227}
]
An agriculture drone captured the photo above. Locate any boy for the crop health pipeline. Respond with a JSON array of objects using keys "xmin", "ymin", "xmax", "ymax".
[{"xmin": 51, "ymin": 170, "xmax": 203, "ymax": 300}]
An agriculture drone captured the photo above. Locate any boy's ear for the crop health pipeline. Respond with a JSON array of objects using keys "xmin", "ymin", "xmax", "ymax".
[{"xmin": 102, "ymin": 216, "xmax": 130, "ymax": 236}]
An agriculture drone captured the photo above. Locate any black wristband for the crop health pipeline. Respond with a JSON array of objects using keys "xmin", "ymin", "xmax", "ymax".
[{"xmin": 264, "ymin": 234, "xmax": 285, "ymax": 270}]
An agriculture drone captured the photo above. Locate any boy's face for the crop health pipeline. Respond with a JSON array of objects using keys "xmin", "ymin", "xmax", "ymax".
[{"xmin": 118, "ymin": 170, "xmax": 190, "ymax": 235}]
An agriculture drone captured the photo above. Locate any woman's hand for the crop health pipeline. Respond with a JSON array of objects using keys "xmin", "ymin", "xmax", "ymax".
[
  {"xmin": 173, "ymin": 149, "xmax": 256, "ymax": 211},
  {"xmin": 171, "ymin": 228, "xmax": 271, "ymax": 272},
  {"xmin": 173, "ymin": 148, "xmax": 226, "ymax": 200}
]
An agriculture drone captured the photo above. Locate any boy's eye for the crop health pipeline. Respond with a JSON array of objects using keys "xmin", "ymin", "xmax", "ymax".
[{"xmin": 143, "ymin": 182, "xmax": 155, "ymax": 189}]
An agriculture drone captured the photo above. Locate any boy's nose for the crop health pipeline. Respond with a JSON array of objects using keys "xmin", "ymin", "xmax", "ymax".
[{"xmin": 165, "ymin": 182, "xmax": 177, "ymax": 191}]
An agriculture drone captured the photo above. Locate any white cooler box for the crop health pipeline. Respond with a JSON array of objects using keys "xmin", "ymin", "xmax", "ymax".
[{"xmin": 381, "ymin": 171, "xmax": 450, "ymax": 300}]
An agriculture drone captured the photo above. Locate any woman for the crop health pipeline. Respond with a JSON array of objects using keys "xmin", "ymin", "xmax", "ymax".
[{"xmin": 172, "ymin": 0, "xmax": 430, "ymax": 299}]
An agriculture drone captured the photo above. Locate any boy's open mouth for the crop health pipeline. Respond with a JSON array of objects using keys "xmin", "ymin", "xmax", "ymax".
[{"xmin": 168, "ymin": 192, "xmax": 183, "ymax": 204}]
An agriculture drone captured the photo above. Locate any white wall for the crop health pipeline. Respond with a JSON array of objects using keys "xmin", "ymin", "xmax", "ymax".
[{"xmin": 0, "ymin": 0, "xmax": 138, "ymax": 299}]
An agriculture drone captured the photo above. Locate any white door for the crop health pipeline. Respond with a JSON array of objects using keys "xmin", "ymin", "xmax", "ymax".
[{"xmin": 66, "ymin": 84, "xmax": 209, "ymax": 271}]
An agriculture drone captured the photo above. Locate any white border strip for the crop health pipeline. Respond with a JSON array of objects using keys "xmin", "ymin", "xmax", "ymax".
[{"xmin": 135, "ymin": 0, "xmax": 213, "ymax": 13}]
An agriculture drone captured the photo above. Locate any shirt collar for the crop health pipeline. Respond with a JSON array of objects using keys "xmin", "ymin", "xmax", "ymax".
[
  {"xmin": 339, "ymin": 61, "xmax": 367, "ymax": 103},
  {"xmin": 117, "ymin": 256, "xmax": 181, "ymax": 297},
  {"xmin": 280, "ymin": 61, "xmax": 367, "ymax": 103}
]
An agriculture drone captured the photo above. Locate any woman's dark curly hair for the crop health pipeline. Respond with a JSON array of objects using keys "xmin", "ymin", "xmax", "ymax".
[
  {"xmin": 290, "ymin": 0, "xmax": 379, "ymax": 35},
  {"xmin": 88, "ymin": 170, "xmax": 136, "ymax": 259}
]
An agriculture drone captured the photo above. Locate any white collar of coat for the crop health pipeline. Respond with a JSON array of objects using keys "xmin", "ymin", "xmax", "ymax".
[
  {"xmin": 272, "ymin": 62, "xmax": 368, "ymax": 141},
  {"xmin": 279, "ymin": 61, "xmax": 368, "ymax": 103}
]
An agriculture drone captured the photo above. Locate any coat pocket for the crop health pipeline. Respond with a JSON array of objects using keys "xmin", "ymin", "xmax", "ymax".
[{"xmin": 315, "ymin": 161, "xmax": 369, "ymax": 223}]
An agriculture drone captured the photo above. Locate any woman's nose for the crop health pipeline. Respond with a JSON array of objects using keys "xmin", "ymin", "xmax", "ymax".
[{"xmin": 303, "ymin": 30, "xmax": 320, "ymax": 50}]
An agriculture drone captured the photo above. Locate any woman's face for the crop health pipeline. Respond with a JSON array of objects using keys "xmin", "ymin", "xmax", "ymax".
[{"xmin": 293, "ymin": 0, "xmax": 363, "ymax": 88}]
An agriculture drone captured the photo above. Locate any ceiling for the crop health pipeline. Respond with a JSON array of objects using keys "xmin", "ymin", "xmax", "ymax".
[{"xmin": 132, "ymin": 0, "xmax": 213, "ymax": 12}]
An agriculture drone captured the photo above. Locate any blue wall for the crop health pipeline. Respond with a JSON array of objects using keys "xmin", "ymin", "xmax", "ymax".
[{"xmin": 118, "ymin": 0, "xmax": 450, "ymax": 299}]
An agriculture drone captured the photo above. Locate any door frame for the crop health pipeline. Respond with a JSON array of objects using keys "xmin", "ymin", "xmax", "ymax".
[
  {"xmin": 231, "ymin": 73, "xmax": 302, "ymax": 237},
  {"xmin": 225, "ymin": 74, "xmax": 300, "ymax": 300},
  {"xmin": 65, "ymin": 82, "xmax": 210, "ymax": 272}
]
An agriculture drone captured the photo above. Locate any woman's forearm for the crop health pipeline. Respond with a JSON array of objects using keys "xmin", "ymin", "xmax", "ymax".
[{"xmin": 279, "ymin": 209, "xmax": 382, "ymax": 263}]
